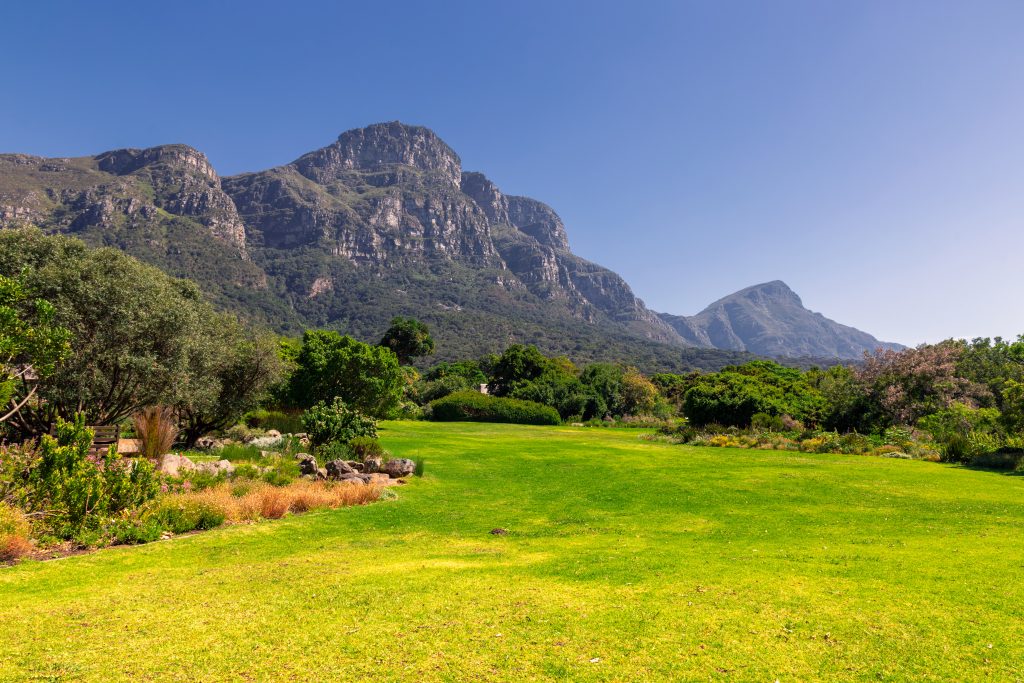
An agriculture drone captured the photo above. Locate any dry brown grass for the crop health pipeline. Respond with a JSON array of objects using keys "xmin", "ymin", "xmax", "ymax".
[
  {"xmin": 0, "ymin": 502, "xmax": 32, "ymax": 563},
  {"xmin": 132, "ymin": 406, "xmax": 179, "ymax": 459},
  {"xmin": 176, "ymin": 480, "xmax": 381, "ymax": 524}
]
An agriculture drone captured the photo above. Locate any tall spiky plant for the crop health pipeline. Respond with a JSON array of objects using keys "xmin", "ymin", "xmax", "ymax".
[{"xmin": 132, "ymin": 406, "xmax": 179, "ymax": 460}]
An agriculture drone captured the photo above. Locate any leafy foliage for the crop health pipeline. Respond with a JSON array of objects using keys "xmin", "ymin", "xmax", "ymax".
[
  {"xmin": 22, "ymin": 415, "xmax": 158, "ymax": 538},
  {"xmin": 290, "ymin": 330, "xmax": 403, "ymax": 417},
  {"xmin": 429, "ymin": 390, "xmax": 561, "ymax": 425},
  {"xmin": 0, "ymin": 272, "xmax": 71, "ymax": 424},
  {"xmin": 379, "ymin": 316, "xmax": 435, "ymax": 365},
  {"xmin": 301, "ymin": 398, "xmax": 378, "ymax": 451}
]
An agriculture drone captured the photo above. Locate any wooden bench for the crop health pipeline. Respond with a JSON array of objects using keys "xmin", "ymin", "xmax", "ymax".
[{"xmin": 49, "ymin": 424, "xmax": 120, "ymax": 455}]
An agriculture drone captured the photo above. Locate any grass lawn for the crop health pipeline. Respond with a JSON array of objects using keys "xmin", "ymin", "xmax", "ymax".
[{"xmin": 2, "ymin": 422, "xmax": 1023, "ymax": 681}]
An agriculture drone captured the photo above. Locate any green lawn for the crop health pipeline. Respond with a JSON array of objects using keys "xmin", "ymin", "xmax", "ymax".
[{"xmin": 2, "ymin": 422, "xmax": 1023, "ymax": 682}]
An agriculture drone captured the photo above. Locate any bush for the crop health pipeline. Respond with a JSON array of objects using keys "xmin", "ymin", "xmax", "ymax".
[
  {"xmin": 301, "ymin": 398, "xmax": 378, "ymax": 451},
  {"xmin": 0, "ymin": 502, "xmax": 31, "ymax": 562},
  {"xmin": 243, "ymin": 409, "xmax": 304, "ymax": 434},
  {"xmin": 751, "ymin": 413, "xmax": 786, "ymax": 432},
  {"xmin": 25, "ymin": 415, "xmax": 159, "ymax": 537},
  {"xmin": 347, "ymin": 436, "xmax": 387, "ymax": 462},
  {"xmin": 143, "ymin": 497, "xmax": 226, "ymax": 534},
  {"xmin": 429, "ymin": 391, "xmax": 561, "ymax": 426}
]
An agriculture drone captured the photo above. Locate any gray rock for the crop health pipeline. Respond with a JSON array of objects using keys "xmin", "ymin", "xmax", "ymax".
[
  {"xmin": 249, "ymin": 435, "xmax": 283, "ymax": 448},
  {"xmin": 381, "ymin": 458, "xmax": 416, "ymax": 478},
  {"xmin": 265, "ymin": 429, "xmax": 282, "ymax": 439},
  {"xmin": 195, "ymin": 459, "xmax": 236, "ymax": 476},
  {"xmin": 363, "ymin": 455, "xmax": 382, "ymax": 474},
  {"xmin": 316, "ymin": 467, "xmax": 328, "ymax": 480},
  {"xmin": 296, "ymin": 453, "xmax": 318, "ymax": 476},
  {"xmin": 325, "ymin": 459, "xmax": 356, "ymax": 479},
  {"xmin": 157, "ymin": 453, "xmax": 197, "ymax": 477}
]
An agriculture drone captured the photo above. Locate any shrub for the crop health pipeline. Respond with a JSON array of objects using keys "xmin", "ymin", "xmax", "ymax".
[
  {"xmin": 0, "ymin": 502, "xmax": 31, "ymax": 562},
  {"xmin": 429, "ymin": 391, "xmax": 561, "ymax": 426},
  {"xmin": 347, "ymin": 436, "xmax": 387, "ymax": 462},
  {"xmin": 301, "ymin": 398, "xmax": 378, "ymax": 451},
  {"xmin": 26, "ymin": 415, "xmax": 159, "ymax": 537},
  {"xmin": 751, "ymin": 413, "xmax": 785, "ymax": 432},
  {"xmin": 143, "ymin": 497, "xmax": 226, "ymax": 534},
  {"xmin": 243, "ymin": 409, "xmax": 304, "ymax": 434},
  {"xmin": 132, "ymin": 406, "xmax": 179, "ymax": 460}
]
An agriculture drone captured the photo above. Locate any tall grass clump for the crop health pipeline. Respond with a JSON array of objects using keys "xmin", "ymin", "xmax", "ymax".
[
  {"xmin": 0, "ymin": 502, "xmax": 32, "ymax": 562},
  {"xmin": 132, "ymin": 406, "xmax": 179, "ymax": 459}
]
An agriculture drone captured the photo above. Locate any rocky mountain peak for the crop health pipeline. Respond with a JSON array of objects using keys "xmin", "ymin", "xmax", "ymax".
[
  {"xmin": 293, "ymin": 121, "xmax": 462, "ymax": 187},
  {"xmin": 722, "ymin": 280, "xmax": 803, "ymax": 308},
  {"xmin": 95, "ymin": 144, "xmax": 219, "ymax": 181}
]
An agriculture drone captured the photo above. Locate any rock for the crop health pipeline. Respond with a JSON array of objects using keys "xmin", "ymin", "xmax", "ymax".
[
  {"xmin": 325, "ymin": 459, "xmax": 355, "ymax": 479},
  {"xmin": 195, "ymin": 436, "xmax": 223, "ymax": 449},
  {"xmin": 490, "ymin": 528, "xmax": 508, "ymax": 535},
  {"xmin": 316, "ymin": 467, "xmax": 328, "ymax": 480},
  {"xmin": 195, "ymin": 459, "xmax": 235, "ymax": 476},
  {"xmin": 260, "ymin": 450, "xmax": 274, "ymax": 458},
  {"xmin": 249, "ymin": 435, "xmax": 282, "ymax": 448},
  {"xmin": 366, "ymin": 473, "xmax": 391, "ymax": 486},
  {"xmin": 381, "ymin": 458, "xmax": 415, "ymax": 478},
  {"xmin": 363, "ymin": 455, "xmax": 382, "ymax": 474},
  {"xmin": 265, "ymin": 429, "xmax": 282, "ymax": 439},
  {"xmin": 296, "ymin": 453, "xmax": 319, "ymax": 476},
  {"xmin": 881, "ymin": 452, "xmax": 913, "ymax": 459},
  {"xmin": 157, "ymin": 453, "xmax": 197, "ymax": 477}
]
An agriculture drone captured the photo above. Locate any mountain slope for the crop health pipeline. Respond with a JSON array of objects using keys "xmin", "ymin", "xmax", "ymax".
[
  {"xmin": 658, "ymin": 280, "xmax": 903, "ymax": 359},
  {"xmin": 0, "ymin": 121, "xmax": 899, "ymax": 368}
]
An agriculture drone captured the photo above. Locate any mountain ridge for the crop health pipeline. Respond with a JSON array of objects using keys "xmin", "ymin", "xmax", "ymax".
[{"xmin": 0, "ymin": 121, "xmax": 901, "ymax": 366}]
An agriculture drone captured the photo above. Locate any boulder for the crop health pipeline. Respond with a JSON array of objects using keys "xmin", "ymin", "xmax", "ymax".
[
  {"xmin": 366, "ymin": 473, "xmax": 391, "ymax": 486},
  {"xmin": 382, "ymin": 458, "xmax": 416, "ymax": 478},
  {"xmin": 316, "ymin": 467, "xmax": 328, "ymax": 480},
  {"xmin": 296, "ymin": 453, "xmax": 319, "ymax": 476},
  {"xmin": 345, "ymin": 460, "xmax": 364, "ymax": 472},
  {"xmin": 195, "ymin": 459, "xmax": 236, "ymax": 476},
  {"xmin": 325, "ymin": 459, "xmax": 356, "ymax": 479},
  {"xmin": 363, "ymin": 455, "xmax": 382, "ymax": 474},
  {"xmin": 249, "ymin": 435, "xmax": 282, "ymax": 448},
  {"xmin": 265, "ymin": 429, "xmax": 282, "ymax": 439},
  {"xmin": 195, "ymin": 436, "xmax": 225, "ymax": 450},
  {"xmin": 158, "ymin": 453, "xmax": 197, "ymax": 477}
]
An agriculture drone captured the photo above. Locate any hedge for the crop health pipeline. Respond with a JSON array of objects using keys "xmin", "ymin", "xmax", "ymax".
[{"xmin": 429, "ymin": 391, "xmax": 561, "ymax": 426}]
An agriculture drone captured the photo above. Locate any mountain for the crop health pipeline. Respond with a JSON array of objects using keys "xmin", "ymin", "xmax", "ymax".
[
  {"xmin": 658, "ymin": 280, "xmax": 904, "ymax": 359},
  {"xmin": 0, "ymin": 121, "xmax": 897, "ymax": 369}
]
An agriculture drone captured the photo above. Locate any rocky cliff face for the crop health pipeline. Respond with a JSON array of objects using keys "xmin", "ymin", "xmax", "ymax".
[
  {"xmin": 223, "ymin": 122, "xmax": 679, "ymax": 343},
  {"xmin": 0, "ymin": 144, "xmax": 247, "ymax": 251},
  {"xmin": 658, "ymin": 280, "xmax": 904, "ymax": 359},
  {"xmin": 0, "ymin": 121, "xmax": 900, "ymax": 365}
]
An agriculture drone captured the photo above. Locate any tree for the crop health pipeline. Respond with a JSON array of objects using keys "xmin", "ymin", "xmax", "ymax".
[
  {"xmin": 289, "ymin": 330, "xmax": 403, "ymax": 417},
  {"xmin": 857, "ymin": 342, "xmax": 990, "ymax": 427},
  {"xmin": 177, "ymin": 326, "xmax": 285, "ymax": 446},
  {"xmin": 379, "ymin": 317, "xmax": 435, "ymax": 365},
  {"xmin": 620, "ymin": 367, "xmax": 658, "ymax": 416},
  {"xmin": 0, "ymin": 229, "xmax": 227, "ymax": 434},
  {"xmin": 488, "ymin": 344, "xmax": 552, "ymax": 396},
  {"xmin": 0, "ymin": 273, "xmax": 71, "ymax": 425}
]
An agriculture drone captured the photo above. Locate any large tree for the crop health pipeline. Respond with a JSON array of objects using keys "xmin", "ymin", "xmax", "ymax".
[
  {"xmin": 0, "ymin": 273, "xmax": 71, "ymax": 425},
  {"xmin": 0, "ymin": 229, "xmax": 250, "ymax": 434},
  {"xmin": 379, "ymin": 317, "xmax": 435, "ymax": 366},
  {"xmin": 289, "ymin": 330, "xmax": 403, "ymax": 417},
  {"xmin": 176, "ymin": 323, "xmax": 285, "ymax": 446}
]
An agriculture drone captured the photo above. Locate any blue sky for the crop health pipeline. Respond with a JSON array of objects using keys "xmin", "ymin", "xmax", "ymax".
[{"xmin": 3, "ymin": 1, "xmax": 1022, "ymax": 346}]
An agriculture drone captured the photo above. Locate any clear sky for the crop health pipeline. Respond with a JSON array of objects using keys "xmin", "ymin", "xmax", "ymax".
[{"xmin": 3, "ymin": 1, "xmax": 1022, "ymax": 346}]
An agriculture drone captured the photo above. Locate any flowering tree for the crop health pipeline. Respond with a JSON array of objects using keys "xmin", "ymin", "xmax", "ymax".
[{"xmin": 856, "ymin": 341, "xmax": 991, "ymax": 426}]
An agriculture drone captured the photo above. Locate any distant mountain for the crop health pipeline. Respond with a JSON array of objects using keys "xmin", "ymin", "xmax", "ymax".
[
  {"xmin": 0, "ymin": 121, "xmax": 899, "ymax": 369},
  {"xmin": 658, "ymin": 280, "xmax": 904, "ymax": 359}
]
